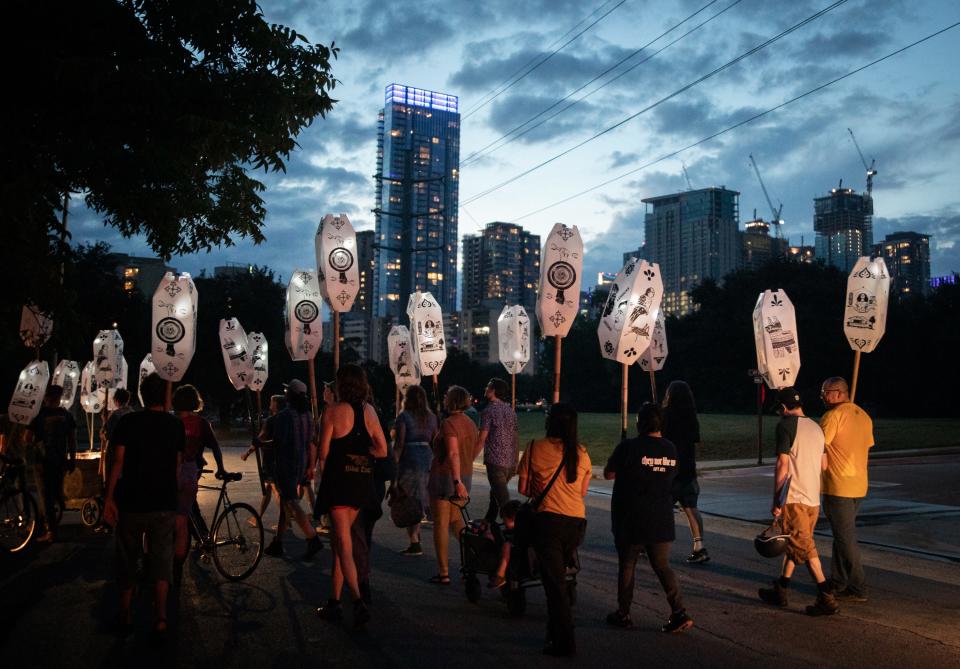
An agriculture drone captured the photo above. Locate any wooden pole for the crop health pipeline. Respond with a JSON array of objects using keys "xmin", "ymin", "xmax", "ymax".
[
  {"xmin": 245, "ymin": 388, "xmax": 266, "ymax": 496},
  {"xmin": 511, "ymin": 373, "xmax": 516, "ymax": 411},
  {"xmin": 255, "ymin": 389, "xmax": 263, "ymax": 422},
  {"xmin": 620, "ymin": 363, "xmax": 628, "ymax": 441},
  {"xmin": 433, "ymin": 374, "xmax": 441, "ymax": 416},
  {"xmin": 649, "ymin": 370, "xmax": 658, "ymax": 404},
  {"xmin": 552, "ymin": 335, "xmax": 562, "ymax": 404},
  {"xmin": 395, "ymin": 384, "xmax": 401, "ymax": 417},
  {"xmin": 164, "ymin": 381, "xmax": 173, "ymax": 412},
  {"xmin": 333, "ymin": 311, "xmax": 341, "ymax": 373},
  {"xmin": 307, "ymin": 358, "xmax": 319, "ymax": 420},
  {"xmin": 756, "ymin": 382, "xmax": 764, "ymax": 466},
  {"xmin": 850, "ymin": 350, "xmax": 862, "ymax": 403}
]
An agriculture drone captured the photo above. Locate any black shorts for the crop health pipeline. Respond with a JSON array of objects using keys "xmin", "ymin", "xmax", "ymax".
[
  {"xmin": 672, "ymin": 478, "xmax": 700, "ymax": 509},
  {"xmin": 116, "ymin": 511, "xmax": 176, "ymax": 588}
]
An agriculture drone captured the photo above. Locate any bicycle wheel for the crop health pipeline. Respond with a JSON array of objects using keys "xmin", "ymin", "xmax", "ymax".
[
  {"xmin": 0, "ymin": 489, "xmax": 38, "ymax": 553},
  {"xmin": 212, "ymin": 502, "xmax": 263, "ymax": 581}
]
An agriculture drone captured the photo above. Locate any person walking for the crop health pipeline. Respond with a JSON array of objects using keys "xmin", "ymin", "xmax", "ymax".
[
  {"xmin": 819, "ymin": 376, "xmax": 874, "ymax": 602},
  {"xmin": 427, "ymin": 385, "xmax": 479, "ymax": 586},
  {"xmin": 517, "ymin": 402, "xmax": 591, "ymax": 657},
  {"xmin": 604, "ymin": 402, "xmax": 693, "ymax": 634},
  {"xmin": 758, "ymin": 388, "xmax": 838, "ymax": 616},
  {"xmin": 662, "ymin": 380, "xmax": 708, "ymax": 564},
  {"xmin": 263, "ymin": 380, "xmax": 324, "ymax": 560},
  {"xmin": 393, "ymin": 385, "xmax": 438, "ymax": 555},
  {"xmin": 315, "ymin": 365, "xmax": 389, "ymax": 627},
  {"xmin": 26, "ymin": 385, "xmax": 77, "ymax": 543},
  {"xmin": 103, "ymin": 373, "xmax": 184, "ymax": 640},
  {"xmin": 171, "ymin": 384, "xmax": 226, "ymax": 579},
  {"xmin": 240, "ymin": 394, "xmax": 286, "ymax": 527},
  {"xmin": 477, "ymin": 377, "xmax": 519, "ymax": 522}
]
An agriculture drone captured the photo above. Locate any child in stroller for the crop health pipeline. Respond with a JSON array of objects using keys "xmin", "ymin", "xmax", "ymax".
[{"xmin": 485, "ymin": 500, "xmax": 521, "ymax": 589}]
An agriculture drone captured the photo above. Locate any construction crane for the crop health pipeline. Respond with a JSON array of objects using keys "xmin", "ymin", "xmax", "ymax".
[
  {"xmin": 847, "ymin": 127, "xmax": 877, "ymax": 196},
  {"xmin": 681, "ymin": 161, "xmax": 694, "ymax": 191},
  {"xmin": 748, "ymin": 154, "xmax": 783, "ymax": 239}
]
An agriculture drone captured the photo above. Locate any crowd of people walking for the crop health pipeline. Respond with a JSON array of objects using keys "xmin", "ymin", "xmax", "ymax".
[{"xmin": 0, "ymin": 365, "xmax": 876, "ymax": 657}]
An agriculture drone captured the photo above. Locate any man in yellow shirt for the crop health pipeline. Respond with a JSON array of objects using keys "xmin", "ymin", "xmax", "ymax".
[{"xmin": 819, "ymin": 376, "xmax": 874, "ymax": 602}]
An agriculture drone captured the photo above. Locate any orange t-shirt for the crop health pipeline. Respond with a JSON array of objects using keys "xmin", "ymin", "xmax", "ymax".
[
  {"xmin": 518, "ymin": 438, "xmax": 591, "ymax": 518},
  {"xmin": 820, "ymin": 402, "xmax": 874, "ymax": 498}
]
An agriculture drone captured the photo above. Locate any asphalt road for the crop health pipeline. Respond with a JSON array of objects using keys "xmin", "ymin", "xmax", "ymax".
[{"xmin": 2, "ymin": 448, "xmax": 958, "ymax": 668}]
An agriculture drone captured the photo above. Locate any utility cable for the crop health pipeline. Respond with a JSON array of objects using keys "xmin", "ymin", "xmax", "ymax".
[{"xmin": 461, "ymin": 0, "xmax": 850, "ymax": 206}]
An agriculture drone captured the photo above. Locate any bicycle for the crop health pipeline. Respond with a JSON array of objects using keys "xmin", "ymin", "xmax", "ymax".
[
  {"xmin": 188, "ymin": 469, "xmax": 263, "ymax": 581},
  {"xmin": 0, "ymin": 453, "xmax": 39, "ymax": 553}
]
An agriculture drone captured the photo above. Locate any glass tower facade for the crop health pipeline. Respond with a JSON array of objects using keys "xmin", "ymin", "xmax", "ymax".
[
  {"xmin": 813, "ymin": 187, "xmax": 873, "ymax": 274},
  {"xmin": 374, "ymin": 84, "xmax": 460, "ymax": 319},
  {"xmin": 461, "ymin": 222, "xmax": 540, "ymax": 312}
]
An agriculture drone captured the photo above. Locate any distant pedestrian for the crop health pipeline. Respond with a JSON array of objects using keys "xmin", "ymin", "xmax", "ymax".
[
  {"xmin": 758, "ymin": 388, "xmax": 838, "ymax": 616},
  {"xmin": 103, "ymin": 373, "xmax": 184, "ymax": 639},
  {"xmin": 427, "ymin": 385, "xmax": 479, "ymax": 586},
  {"xmin": 97, "ymin": 388, "xmax": 134, "ymax": 533},
  {"xmin": 477, "ymin": 377, "xmax": 519, "ymax": 522},
  {"xmin": 26, "ymin": 385, "xmax": 77, "ymax": 543},
  {"xmin": 315, "ymin": 365, "xmax": 388, "ymax": 627},
  {"xmin": 263, "ymin": 380, "xmax": 323, "ymax": 560},
  {"xmin": 819, "ymin": 376, "xmax": 874, "ymax": 603},
  {"xmin": 240, "ymin": 394, "xmax": 286, "ymax": 525},
  {"xmin": 172, "ymin": 385, "xmax": 226, "ymax": 579},
  {"xmin": 604, "ymin": 402, "xmax": 693, "ymax": 634},
  {"xmin": 393, "ymin": 385, "xmax": 438, "ymax": 555},
  {"xmin": 517, "ymin": 402, "xmax": 591, "ymax": 657},
  {"xmin": 662, "ymin": 380, "xmax": 708, "ymax": 564}
]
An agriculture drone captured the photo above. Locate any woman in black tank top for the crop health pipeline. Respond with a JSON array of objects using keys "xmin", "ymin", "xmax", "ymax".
[{"xmin": 315, "ymin": 365, "xmax": 389, "ymax": 628}]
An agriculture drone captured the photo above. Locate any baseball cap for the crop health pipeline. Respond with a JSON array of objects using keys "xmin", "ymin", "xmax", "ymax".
[
  {"xmin": 284, "ymin": 379, "xmax": 308, "ymax": 395},
  {"xmin": 775, "ymin": 387, "xmax": 802, "ymax": 410}
]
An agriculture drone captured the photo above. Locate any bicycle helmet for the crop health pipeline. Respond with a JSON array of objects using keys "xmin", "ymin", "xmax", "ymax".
[{"xmin": 754, "ymin": 520, "xmax": 790, "ymax": 558}]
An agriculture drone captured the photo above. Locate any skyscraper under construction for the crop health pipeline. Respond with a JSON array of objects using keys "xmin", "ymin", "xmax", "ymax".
[{"xmin": 813, "ymin": 186, "xmax": 873, "ymax": 273}]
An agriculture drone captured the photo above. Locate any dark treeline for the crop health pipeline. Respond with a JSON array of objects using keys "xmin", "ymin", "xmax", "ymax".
[{"xmin": 3, "ymin": 244, "xmax": 957, "ymax": 421}]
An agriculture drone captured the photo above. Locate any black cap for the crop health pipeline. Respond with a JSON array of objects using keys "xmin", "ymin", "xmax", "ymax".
[{"xmin": 775, "ymin": 387, "xmax": 802, "ymax": 410}]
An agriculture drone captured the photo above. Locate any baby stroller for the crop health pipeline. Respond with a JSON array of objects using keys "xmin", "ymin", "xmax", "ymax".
[{"xmin": 453, "ymin": 497, "xmax": 579, "ymax": 617}]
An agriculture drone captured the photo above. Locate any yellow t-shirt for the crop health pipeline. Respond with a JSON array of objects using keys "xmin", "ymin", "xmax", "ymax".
[
  {"xmin": 518, "ymin": 438, "xmax": 592, "ymax": 518},
  {"xmin": 820, "ymin": 402, "xmax": 874, "ymax": 498}
]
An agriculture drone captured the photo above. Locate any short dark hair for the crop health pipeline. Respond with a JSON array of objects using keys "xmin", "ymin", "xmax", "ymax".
[
  {"xmin": 44, "ymin": 385, "xmax": 64, "ymax": 403},
  {"xmin": 270, "ymin": 394, "xmax": 287, "ymax": 412},
  {"xmin": 139, "ymin": 373, "xmax": 166, "ymax": 408},
  {"xmin": 488, "ymin": 378, "xmax": 509, "ymax": 401},
  {"xmin": 444, "ymin": 385, "xmax": 471, "ymax": 413},
  {"xmin": 336, "ymin": 364, "xmax": 370, "ymax": 405},
  {"xmin": 112, "ymin": 388, "xmax": 131, "ymax": 406},
  {"xmin": 172, "ymin": 384, "xmax": 202, "ymax": 412},
  {"xmin": 636, "ymin": 402, "xmax": 663, "ymax": 435}
]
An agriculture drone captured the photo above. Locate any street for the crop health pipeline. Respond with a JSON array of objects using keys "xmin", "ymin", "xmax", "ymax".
[{"xmin": 2, "ymin": 446, "xmax": 958, "ymax": 668}]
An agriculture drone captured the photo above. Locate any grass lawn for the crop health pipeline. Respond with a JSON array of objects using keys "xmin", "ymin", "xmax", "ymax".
[{"xmin": 517, "ymin": 411, "xmax": 960, "ymax": 465}]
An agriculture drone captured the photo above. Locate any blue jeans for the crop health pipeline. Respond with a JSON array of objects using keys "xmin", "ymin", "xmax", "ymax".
[{"xmin": 822, "ymin": 495, "xmax": 867, "ymax": 596}]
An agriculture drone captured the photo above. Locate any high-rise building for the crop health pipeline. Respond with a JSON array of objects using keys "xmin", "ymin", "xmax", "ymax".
[
  {"xmin": 787, "ymin": 244, "xmax": 816, "ymax": 264},
  {"xmin": 373, "ymin": 84, "xmax": 460, "ymax": 320},
  {"xmin": 813, "ymin": 186, "xmax": 873, "ymax": 273},
  {"xmin": 875, "ymin": 231, "xmax": 931, "ymax": 298},
  {"xmin": 106, "ymin": 253, "xmax": 176, "ymax": 295},
  {"xmin": 740, "ymin": 217, "xmax": 788, "ymax": 270},
  {"xmin": 461, "ymin": 222, "xmax": 540, "ymax": 312},
  {"xmin": 642, "ymin": 187, "xmax": 740, "ymax": 315},
  {"xmin": 623, "ymin": 246, "xmax": 644, "ymax": 267},
  {"xmin": 355, "ymin": 230, "xmax": 375, "ymax": 316}
]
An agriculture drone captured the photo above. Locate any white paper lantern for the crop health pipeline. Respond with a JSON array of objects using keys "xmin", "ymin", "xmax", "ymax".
[
  {"xmin": 79, "ymin": 361, "xmax": 104, "ymax": 414},
  {"xmin": 598, "ymin": 258, "xmax": 664, "ymax": 365},
  {"xmin": 284, "ymin": 269, "xmax": 323, "ymax": 361},
  {"xmin": 137, "ymin": 354, "xmax": 156, "ymax": 407},
  {"xmin": 497, "ymin": 305, "xmax": 531, "ymax": 375},
  {"xmin": 753, "ymin": 289, "xmax": 801, "ymax": 389},
  {"xmin": 219, "ymin": 317, "xmax": 255, "ymax": 390},
  {"xmin": 52, "ymin": 360, "xmax": 81, "ymax": 409},
  {"xmin": 93, "ymin": 329, "xmax": 124, "ymax": 390},
  {"xmin": 106, "ymin": 356, "xmax": 129, "ymax": 406},
  {"xmin": 151, "ymin": 272, "xmax": 198, "ymax": 382},
  {"xmin": 247, "ymin": 332, "xmax": 269, "ymax": 392},
  {"xmin": 388, "ymin": 325, "xmax": 421, "ymax": 395},
  {"xmin": 8, "ymin": 360, "xmax": 50, "ymax": 425},
  {"xmin": 406, "ymin": 291, "xmax": 447, "ymax": 376},
  {"xmin": 19, "ymin": 304, "xmax": 54, "ymax": 350},
  {"xmin": 316, "ymin": 214, "xmax": 360, "ymax": 312},
  {"xmin": 638, "ymin": 311, "xmax": 668, "ymax": 373},
  {"xmin": 844, "ymin": 256, "xmax": 891, "ymax": 353},
  {"xmin": 536, "ymin": 223, "xmax": 584, "ymax": 337}
]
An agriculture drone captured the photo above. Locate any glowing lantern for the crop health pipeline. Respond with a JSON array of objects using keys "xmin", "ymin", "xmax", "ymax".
[
  {"xmin": 219, "ymin": 317, "xmax": 255, "ymax": 390},
  {"xmin": 597, "ymin": 258, "xmax": 663, "ymax": 364},
  {"xmin": 247, "ymin": 332, "xmax": 269, "ymax": 393},
  {"xmin": 388, "ymin": 325, "xmax": 421, "ymax": 396},
  {"xmin": 52, "ymin": 360, "xmax": 80, "ymax": 409},
  {"xmin": 151, "ymin": 272, "xmax": 198, "ymax": 382},
  {"xmin": 406, "ymin": 291, "xmax": 446, "ymax": 376},
  {"xmin": 536, "ymin": 223, "xmax": 584, "ymax": 337},
  {"xmin": 497, "ymin": 305, "xmax": 531, "ymax": 375},
  {"xmin": 315, "ymin": 213, "xmax": 360, "ymax": 312},
  {"xmin": 19, "ymin": 304, "xmax": 53, "ymax": 350},
  {"xmin": 753, "ymin": 289, "xmax": 801, "ymax": 389},
  {"xmin": 284, "ymin": 269, "xmax": 323, "ymax": 361},
  {"xmin": 8, "ymin": 360, "xmax": 50, "ymax": 425}
]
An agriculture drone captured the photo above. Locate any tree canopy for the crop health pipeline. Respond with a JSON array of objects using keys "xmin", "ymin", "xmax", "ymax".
[{"xmin": 1, "ymin": 0, "xmax": 338, "ymax": 309}]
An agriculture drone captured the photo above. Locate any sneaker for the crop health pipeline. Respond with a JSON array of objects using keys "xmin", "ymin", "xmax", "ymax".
[
  {"xmin": 400, "ymin": 542, "xmax": 423, "ymax": 556},
  {"xmin": 316, "ymin": 599, "xmax": 342, "ymax": 621},
  {"xmin": 661, "ymin": 611, "xmax": 694, "ymax": 634},
  {"xmin": 264, "ymin": 539, "xmax": 284, "ymax": 557},
  {"xmin": 303, "ymin": 535, "xmax": 323, "ymax": 560},
  {"xmin": 686, "ymin": 548, "xmax": 710, "ymax": 564},
  {"xmin": 805, "ymin": 592, "xmax": 840, "ymax": 617},
  {"xmin": 834, "ymin": 589, "xmax": 868, "ymax": 603},
  {"xmin": 353, "ymin": 600, "xmax": 371, "ymax": 629},
  {"xmin": 758, "ymin": 580, "xmax": 788, "ymax": 607},
  {"xmin": 605, "ymin": 610, "xmax": 635, "ymax": 629}
]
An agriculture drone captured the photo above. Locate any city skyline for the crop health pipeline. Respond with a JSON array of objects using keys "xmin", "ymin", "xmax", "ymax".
[{"xmin": 67, "ymin": 0, "xmax": 960, "ymax": 291}]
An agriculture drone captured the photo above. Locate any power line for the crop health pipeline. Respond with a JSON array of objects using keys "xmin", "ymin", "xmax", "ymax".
[
  {"xmin": 461, "ymin": 0, "xmax": 628, "ymax": 121},
  {"xmin": 461, "ymin": 0, "xmax": 740, "ymax": 168},
  {"xmin": 507, "ymin": 20, "xmax": 960, "ymax": 222},
  {"xmin": 460, "ymin": 0, "xmax": 850, "ymax": 206}
]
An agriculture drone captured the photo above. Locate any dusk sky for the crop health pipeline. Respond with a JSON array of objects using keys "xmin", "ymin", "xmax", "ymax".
[{"xmin": 72, "ymin": 0, "xmax": 960, "ymax": 290}]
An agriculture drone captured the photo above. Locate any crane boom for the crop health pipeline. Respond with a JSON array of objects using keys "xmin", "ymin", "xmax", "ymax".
[
  {"xmin": 847, "ymin": 128, "xmax": 877, "ymax": 196},
  {"xmin": 748, "ymin": 153, "xmax": 783, "ymax": 238},
  {"xmin": 681, "ymin": 162, "xmax": 694, "ymax": 191}
]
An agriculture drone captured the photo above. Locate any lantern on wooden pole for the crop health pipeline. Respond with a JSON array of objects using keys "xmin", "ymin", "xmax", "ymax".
[
  {"xmin": 137, "ymin": 354, "xmax": 156, "ymax": 407},
  {"xmin": 316, "ymin": 214, "xmax": 360, "ymax": 374},
  {"xmin": 52, "ymin": 360, "xmax": 80, "ymax": 409},
  {"xmin": 638, "ymin": 311, "xmax": 668, "ymax": 403},
  {"xmin": 8, "ymin": 360, "xmax": 50, "ymax": 426},
  {"xmin": 388, "ymin": 325, "xmax": 421, "ymax": 416},
  {"xmin": 284, "ymin": 270, "xmax": 323, "ymax": 419},
  {"xmin": 497, "ymin": 305, "xmax": 531, "ymax": 410},
  {"xmin": 843, "ymin": 257, "xmax": 890, "ymax": 402},
  {"xmin": 152, "ymin": 272, "xmax": 198, "ymax": 409},
  {"xmin": 406, "ymin": 291, "xmax": 446, "ymax": 414}
]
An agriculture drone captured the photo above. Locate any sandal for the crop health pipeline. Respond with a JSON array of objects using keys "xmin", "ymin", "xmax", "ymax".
[
  {"xmin": 428, "ymin": 574, "xmax": 451, "ymax": 585},
  {"xmin": 153, "ymin": 618, "xmax": 169, "ymax": 643},
  {"xmin": 487, "ymin": 575, "xmax": 507, "ymax": 589}
]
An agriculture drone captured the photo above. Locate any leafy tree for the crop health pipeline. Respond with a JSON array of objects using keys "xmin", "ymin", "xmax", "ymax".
[{"xmin": 2, "ymin": 0, "xmax": 339, "ymax": 311}]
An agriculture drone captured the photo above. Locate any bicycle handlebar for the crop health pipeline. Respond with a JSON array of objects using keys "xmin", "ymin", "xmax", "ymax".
[{"xmin": 200, "ymin": 469, "xmax": 243, "ymax": 482}]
